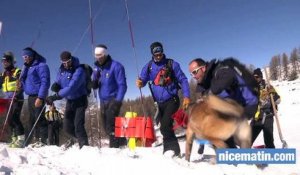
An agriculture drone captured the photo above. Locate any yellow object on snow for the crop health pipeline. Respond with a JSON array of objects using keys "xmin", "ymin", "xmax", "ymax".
[{"xmin": 125, "ymin": 111, "xmax": 138, "ymax": 150}]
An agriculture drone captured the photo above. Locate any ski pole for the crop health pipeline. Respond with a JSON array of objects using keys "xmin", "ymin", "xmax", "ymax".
[
  {"xmin": 96, "ymin": 90, "xmax": 102, "ymax": 148},
  {"xmin": 124, "ymin": 0, "xmax": 148, "ymax": 147},
  {"xmin": 23, "ymin": 104, "xmax": 47, "ymax": 147},
  {"xmin": 264, "ymin": 68, "xmax": 288, "ymax": 148}
]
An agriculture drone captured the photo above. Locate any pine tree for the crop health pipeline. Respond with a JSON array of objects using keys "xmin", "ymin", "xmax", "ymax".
[
  {"xmin": 290, "ymin": 48, "xmax": 299, "ymax": 74},
  {"xmin": 282, "ymin": 53, "xmax": 289, "ymax": 80},
  {"xmin": 269, "ymin": 55, "xmax": 280, "ymax": 80}
]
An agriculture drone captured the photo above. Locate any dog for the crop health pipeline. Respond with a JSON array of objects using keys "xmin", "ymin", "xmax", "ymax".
[{"xmin": 185, "ymin": 95, "xmax": 251, "ymax": 161}]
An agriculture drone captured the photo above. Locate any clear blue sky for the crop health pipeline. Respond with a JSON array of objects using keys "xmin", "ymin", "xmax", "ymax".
[{"xmin": 1, "ymin": 0, "xmax": 300, "ymax": 100}]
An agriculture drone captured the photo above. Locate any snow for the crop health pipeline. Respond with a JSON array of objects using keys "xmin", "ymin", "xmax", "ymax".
[{"xmin": 1, "ymin": 80, "xmax": 300, "ymax": 175}]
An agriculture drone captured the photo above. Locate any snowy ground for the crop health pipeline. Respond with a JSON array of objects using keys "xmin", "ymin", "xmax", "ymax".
[{"xmin": 0, "ymin": 79, "xmax": 300, "ymax": 175}]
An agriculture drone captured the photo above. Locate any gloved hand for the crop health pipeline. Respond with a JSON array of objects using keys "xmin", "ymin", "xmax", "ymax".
[
  {"xmin": 51, "ymin": 82, "xmax": 61, "ymax": 92},
  {"xmin": 45, "ymin": 94, "xmax": 61, "ymax": 105},
  {"xmin": 182, "ymin": 97, "xmax": 191, "ymax": 110},
  {"xmin": 35, "ymin": 98, "xmax": 43, "ymax": 108},
  {"xmin": 136, "ymin": 78, "xmax": 143, "ymax": 88},
  {"xmin": 266, "ymin": 85, "xmax": 276, "ymax": 94},
  {"xmin": 109, "ymin": 99, "xmax": 122, "ymax": 114},
  {"xmin": 16, "ymin": 80, "xmax": 22, "ymax": 91}
]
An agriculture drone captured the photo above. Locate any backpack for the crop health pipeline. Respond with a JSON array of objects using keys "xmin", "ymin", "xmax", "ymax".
[
  {"xmin": 147, "ymin": 58, "xmax": 180, "ymax": 88},
  {"xmin": 79, "ymin": 64, "xmax": 93, "ymax": 96},
  {"xmin": 218, "ymin": 58, "xmax": 259, "ymax": 99}
]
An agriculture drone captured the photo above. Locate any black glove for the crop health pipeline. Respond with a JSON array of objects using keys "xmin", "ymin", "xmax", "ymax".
[
  {"xmin": 45, "ymin": 94, "xmax": 61, "ymax": 105},
  {"xmin": 109, "ymin": 99, "xmax": 122, "ymax": 115},
  {"xmin": 51, "ymin": 82, "xmax": 61, "ymax": 92}
]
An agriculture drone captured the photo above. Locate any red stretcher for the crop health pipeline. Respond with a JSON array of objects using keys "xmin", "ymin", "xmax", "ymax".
[
  {"xmin": 115, "ymin": 116, "xmax": 156, "ymax": 147},
  {"xmin": 0, "ymin": 98, "xmax": 10, "ymax": 141},
  {"xmin": 0, "ymin": 98, "xmax": 9, "ymax": 115}
]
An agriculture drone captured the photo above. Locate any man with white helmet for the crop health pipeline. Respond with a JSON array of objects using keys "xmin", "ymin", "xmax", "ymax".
[{"xmin": 92, "ymin": 44, "xmax": 127, "ymax": 148}]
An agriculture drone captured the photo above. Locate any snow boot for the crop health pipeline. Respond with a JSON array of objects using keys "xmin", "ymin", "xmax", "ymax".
[
  {"xmin": 10, "ymin": 135, "xmax": 25, "ymax": 148},
  {"xmin": 29, "ymin": 138, "xmax": 46, "ymax": 148},
  {"xmin": 62, "ymin": 138, "xmax": 76, "ymax": 150},
  {"xmin": 8, "ymin": 135, "xmax": 17, "ymax": 148}
]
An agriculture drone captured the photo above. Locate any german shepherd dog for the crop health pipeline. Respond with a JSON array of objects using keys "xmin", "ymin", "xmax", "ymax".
[{"xmin": 185, "ymin": 95, "xmax": 251, "ymax": 161}]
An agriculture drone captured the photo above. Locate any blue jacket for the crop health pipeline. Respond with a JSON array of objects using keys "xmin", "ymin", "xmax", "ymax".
[
  {"xmin": 139, "ymin": 56, "xmax": 190, "ymax": 103},
  {"xmin": 20, "ymin": 56, "xmax": 50, "ymax": 99},
  {"xmin": 55, "ymin": 57, "xmax": 88, "ymax": 100},
  {"xmin": 92, "ymin": 56, "xmax": 127, "ymax": 103}
]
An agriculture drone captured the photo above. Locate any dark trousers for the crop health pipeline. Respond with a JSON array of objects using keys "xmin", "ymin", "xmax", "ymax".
[
  {"xmin": 251, "ymin": 115, "xmax": 275, "ymax": 148},
  {"xmin": 27, "ymin": 96, "xmax": 48, "ymax": 144},
  {"xmin": 8, "ymin": 99, "xmax": 24, "ymax": 136},
  {"xmin": 64, "ymin": 95, "xmax": 88, "ymax": 148},
  {"xmin": 157, "ymin": 96, "xmax": 180, "ymax": 155},
  {"xmin": 48, "ymin": 121, "xmax": 60, "ymax": 146},
  {"xmin": 101, "ymin": 100, "xmax": 126, "ymax": 148}
]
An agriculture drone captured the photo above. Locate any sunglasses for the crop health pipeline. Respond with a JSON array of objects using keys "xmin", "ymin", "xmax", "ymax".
[
  {"xmin": 22, "ymin": 55, "xmax": 30, "ymax": 59},
  {"xmin": 61, "ymin": 58, "xmax": 71, "ymax": 64},
  {"xmin": 153, "ymin": 53, "xmax": 163, "ymax": 57},
  {"xmin": 190, "ymin": 66, "xmax": 203, "ymax": 76},
  {"xmin": 254, "ymin": 75, "xmax": 261, "ymax": 79}
]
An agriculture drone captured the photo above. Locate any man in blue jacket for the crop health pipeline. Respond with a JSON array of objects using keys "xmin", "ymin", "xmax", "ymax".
[
  {"xmin": 46, "ymin": 51, "xmax": 89, "ymax": 149},
  {"xmin": 92, "ymin": 44, "xmax": 127, "ymax": 148},
  {"xmin": 19, "ymin": 47, "xmax": 50, "ymax": 147},
  {"xmin": 136, "ymin": 42, "xmax": 190, "ymax": 157}
]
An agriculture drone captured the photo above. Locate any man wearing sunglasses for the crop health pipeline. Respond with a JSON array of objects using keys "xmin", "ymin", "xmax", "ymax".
[
  {"xmin": 19, "ymin": 47, "xmax": 50, "ymax": 147},
  {"xmin": 136, "ymin": 42, "xmax": 190, "ymax": 157},
  {"xmin": 188, "ymin": 57, "xmax": 258, "ymax": 149},
  {"xmin": 251, "ymin": 68, "xmax": 280, "ymax": 148},
  {"xmin": 46, "ymin": 51, "xmax": 90, "ymax": 149}
]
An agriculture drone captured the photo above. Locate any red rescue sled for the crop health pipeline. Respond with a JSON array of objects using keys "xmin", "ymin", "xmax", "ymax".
[
  {"xmin": 115, "ymin": 116, "xmax": 156, "ymax": 147},
  {"xmin": 0, "ymin": 98, "xmax": 9, "ymax": 115}
]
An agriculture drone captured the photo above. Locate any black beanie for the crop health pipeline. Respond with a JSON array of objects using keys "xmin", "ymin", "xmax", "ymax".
[
  {"xmin": 253, "ymin": 68, "xmax": 263, "ymax": 77},
  {"xmin": 60, "ymin": 51, "xmax": 72, "ymax": 61},
  {"xmin": 150, "ymin": 42, "xmax": 163, "ymax": 54},
  {"xmin": 2, "ymin": 54, "xmax": 14, "ymax": 62}
]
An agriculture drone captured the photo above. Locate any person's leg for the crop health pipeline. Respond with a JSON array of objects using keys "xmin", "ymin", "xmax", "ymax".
[
  {"xmin": 48, "ymin": 122, "xmax": 54, "ymax": 145},
  {"xmin": 73, "ymin": 96, "xmax": 88, "ymax": 148},
  {"xmin": 11, "ymin": 100, "xmax": 25, "ymax": 136},
  {"xmin": 26, "ymin": 96, "xmax": 36, "ymax": 145},
  {"xmin": 74, "ymin": 105, "xmax": 88, "ymax": 148},
  {"xmin": 34, "ymin": 98, "xmax": 47, "ymax": 144},
  {"xmin": 63, "ymin": 101, "xmax": 76, "ymax": 138},
  {"xmin": 106, "ymin": 100, "xmax": 125, "ymax": 148},
  {"xmin": 263, "ymin": 116, "xmax": 275, "ymax": 148},
  {"xmin": 250, "ymin": 120, "xmax": 263, "ymax": 146},
  {"xmin": 159, "ymin": 97, "xmax": 180, "ymax": 156},
  {"xmin": 54, "ymin": 121, "xmax": 60, "ymax": 146}
]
